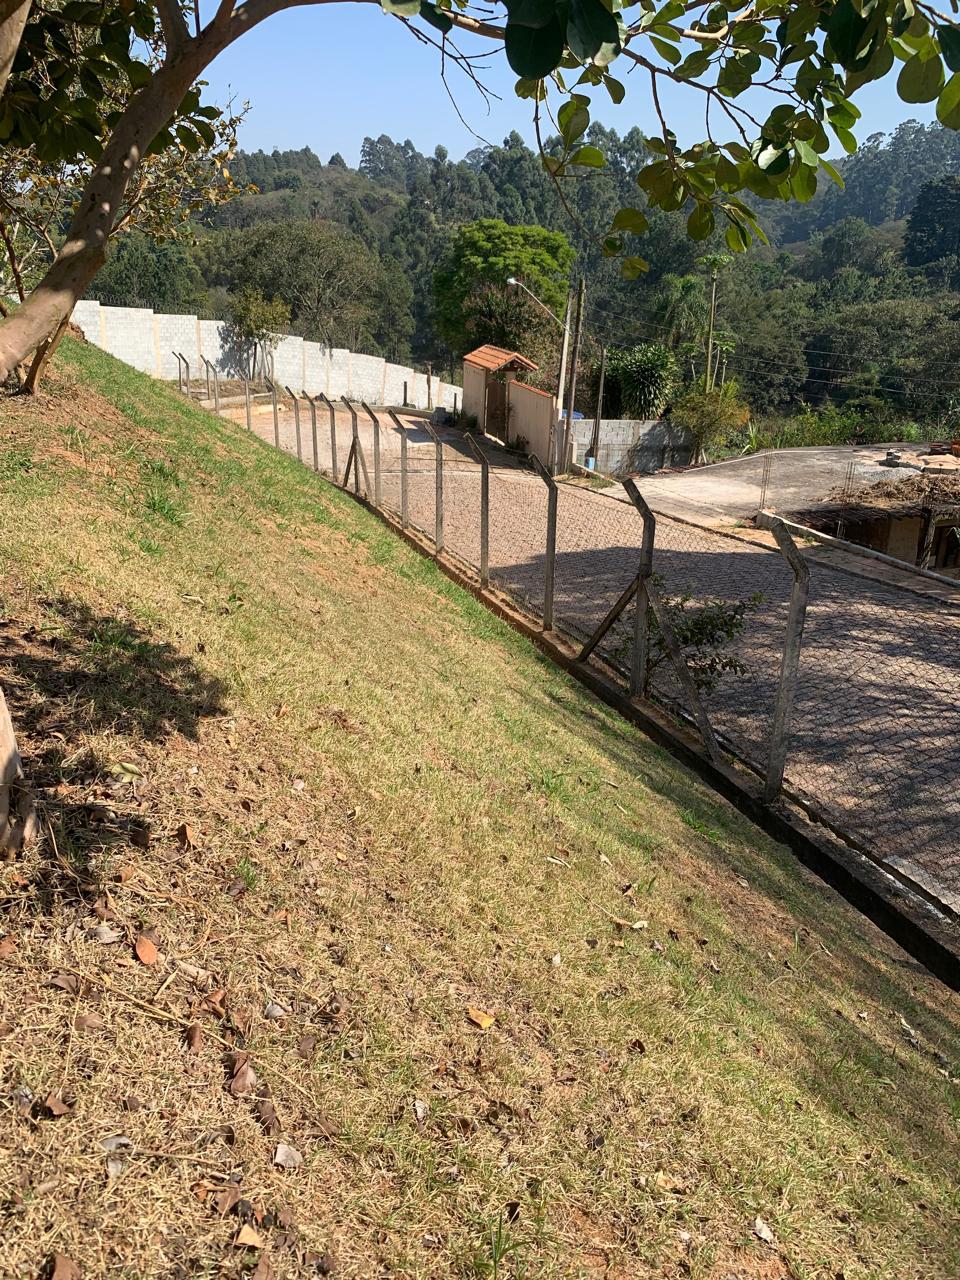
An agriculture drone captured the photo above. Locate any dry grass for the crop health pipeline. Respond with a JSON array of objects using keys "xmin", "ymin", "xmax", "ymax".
[{"xmin": 0, "ymin": 339, "xmax": 959, "ymax": 1280}]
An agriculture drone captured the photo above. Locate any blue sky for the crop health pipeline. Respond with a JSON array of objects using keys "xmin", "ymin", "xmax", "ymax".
[{"xmin": 202, "ymin": 6, "xmax": 937, "ymax": 164}]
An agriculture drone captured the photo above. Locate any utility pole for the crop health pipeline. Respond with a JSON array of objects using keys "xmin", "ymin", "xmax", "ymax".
[
  {"xmin": 555, "ymin": 290, "xmax": 572, "ymax": 403},
  {"xmin": 587, "ymin": 343, "xmax": 606, "ymax": 468},
  {"xmin": 562, "ymin": 275, "xmax": 586, "ymax": 472},
  {"xmin": 704, "ymin": 264, "xmax": 719, "ymax": 393}
]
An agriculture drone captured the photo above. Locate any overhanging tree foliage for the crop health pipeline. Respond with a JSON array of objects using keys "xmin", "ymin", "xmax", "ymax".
[{"xmin": 5, "ymin": 0, "xmax": 960, "ymax": 382}]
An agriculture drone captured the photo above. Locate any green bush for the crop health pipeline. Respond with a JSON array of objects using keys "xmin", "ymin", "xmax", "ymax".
[
  {"xmin": 668, "ymin": 382, "xmax": 751, "ymax": 460},
  {"xmin": 605, "ymin": 344, "xmax": 678, "ymax": 419},
  {"xmin": 723, "ymin": 406, "xmax": 926, "ymax": 455}
]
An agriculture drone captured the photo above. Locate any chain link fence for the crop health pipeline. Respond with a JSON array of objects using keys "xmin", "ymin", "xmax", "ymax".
[{"xmin": 240, "ymin": 393, "xmax": 960, "ymax": 915}]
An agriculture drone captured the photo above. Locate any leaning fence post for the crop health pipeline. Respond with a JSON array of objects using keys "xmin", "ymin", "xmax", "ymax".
[
  {"xmin": 623, "ymin": 478, "xmax": 655, "ymax": 697},
  {"xmin": 265, "ymin": 378, "xmax": 280, "ymax": 448},
  {"xmin": 340, "ymin": 397, "xmax": 371, "ymax": 496},
  {"xmin": 285, "ymin": 386, "xmax": 302, "ymax": 463},
  {"xmin": 178, "ymin": 352, "xmax": 191, "ymax": 392},
  {"xmin": 423, "ymin": 422, "xmax": 444, "ymax": 552},
  {"xmin": 210, "ymin": 363, "xmax": 220, "ymax": 415},
  {"xmin": 464, "ymin": 433, "xmax": 489, "ymax": 588},
  {"xmin": 319, "ymin": 393, "xmax": 338, "ymax": 481},
  {"xmin": 244, "ymin": 379, "xmax": 252, "ymax": 431},
  {"xmin": 173, "ymin": 352, "xmax": 184, "ymax": 394},
  {"xmin": 763, "ymin": 519, "xmax": 810, "ymax": 803},
  {"xmin": 361, "ymin": 401, "xmax": 383, "ymax": 508},
  {"xmin": 529, "ymin": 454, "xmax": 558, "ymax": 631},
  {"xmin": 202, "ymin": 355, "xmax": 212, "ymax": 400},
  {"xmin": 388, "ymin": 411, "xmax": 410, "ymax": 527},
  {"xmin": 303, "ymin": 391, "xmax": 319, "ymax": 472}
]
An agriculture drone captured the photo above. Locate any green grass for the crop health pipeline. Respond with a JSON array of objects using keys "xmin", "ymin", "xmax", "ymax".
[{"xmin": 0, "ymin": 337, "xmax": 959, "ymax": 1280}]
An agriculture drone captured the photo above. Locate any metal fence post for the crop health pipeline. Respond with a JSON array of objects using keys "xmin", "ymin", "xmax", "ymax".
[
  {"xmin": 361, "ymin": 401, "xmax": 382, "ymax": 508},
  {"xmin": 388, "ymin": 411, "xmax": 409, "ymax": 527},
  {"xmin": 211, "ymin": 363, "xmax": 220, "ymax": 415},
  {"xmin": 173, "ymin": 352, "xmax": 184, "ymax": 394},
  {"xmin": 758, "ymin": 451, "xmax": 772, "ymax": 515},
  {"xmin": 244, "ymin": 379, "xmax": 252, "ymax": 431},
  {"xmin": 623, "ymin": 478, "xmax": 655, "ymax": 697},
  {"xmin": 423, "ymin": 422, "xmax": 444, "ymax": 552},
  {"xmin": 341, "ymin": 397, "xmax": 372, "ymax": 496},
  {"xmin": 318, "ymin": 393, "xmax": 338, "ymax": 481},
  {"xmin": 285, "ymin": 386, "xmax": 302, "ymax": 463},
  {"xmin": 178, "ymin": 352, "xmax": 191, "ymax": 393},
  {"xmin": 265, "ymin": 378, "xmax": 279, "ymax": 448},
  {"xmin": 202, "ymin": 355, "xmax": 212, "ymax": 400},
  {"xmin": 303, "ymin": 391, "xmax": 319, "ymax": 472},
  {"xmin": 529, "ymin": 454, "xmax": 558, "ymax": 630},
  {"xmin": 764, "ymin": 519, "xmax": 810, "ymax": 803},
  {"xmin": 464, "ymin": 433, "xmax": 489, "ymax": 588}
]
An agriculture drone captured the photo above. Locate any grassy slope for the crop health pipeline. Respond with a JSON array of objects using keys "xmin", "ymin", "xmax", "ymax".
[{"xmin": 0, "ymin": 338, "xmax": 958, "ymax": 1280}]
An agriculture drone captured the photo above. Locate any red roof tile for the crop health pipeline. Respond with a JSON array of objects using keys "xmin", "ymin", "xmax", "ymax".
[{"xmin": 463, "ymin": 345, "xmax": 538, "ymax": 373}]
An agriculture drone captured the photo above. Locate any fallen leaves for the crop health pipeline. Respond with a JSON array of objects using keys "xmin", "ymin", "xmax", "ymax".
[
  {"xmin": 273, "ymin": 1142, "xmax": 303, "ymax": 1170},
  {"xmin": 226, "ymin": 1051, "xmax": 257, "ymax": 1096},
  {"xmin": 753, "ymin": 1216, "xmax": 776, "ymax": 1245},
  {"xmin": 255, "ymin": 1091, "xmax": 281, "ymax": 1136},
  {"xmin": 50, "ymin": 1256, "xmax": 81, "ymax": 1280},
  {"xmin": 42, "ymin": 1091, "xmax": 72, "ymax": 1118},
  {"xmin": 75, "ymin": 1011, "xmax": 104, "ymax": 1033},
  {"xmin": 134, "ymin": 933, "xmax": 159, "ymax": 966},
  {"xmin": 176, "ymin": 821, "xmax": 196, "ymax": 850},
  {"xmin": 466, "ymin": 1007, "xmax": 495, "ymax": 1030},
  {"xmin": 295, "ymin": 1033, "xmax": 317, "ymax": 1061},
  {"xmin": 0, "ymin": 934, "xmax": 16, "ymax": 960},
  {"xmin": 235, "ymin": 1224, "xmax": 264, "ymax": 1249},
  {"xmin": 186, "ymin": 1023, "xmax": 204, "ymax": 1054}
]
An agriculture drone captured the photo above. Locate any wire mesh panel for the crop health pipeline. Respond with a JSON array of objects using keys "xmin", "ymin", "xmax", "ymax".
[
  {"xmin": 487, "ymin": 458, "xmax": 552, "ymax": 618},
  {"xmin": 440, "ymin": 438, "xmax": 484, "ymax": 568},
  {"xmin": 549, "ymin": 485, "xmax": 643, "ymax": 663},
  {"xmin": 631, "ymin": 500, "xmax": 796, "ymax": 767},
  {"xmin": 787, "ymin": 564, "xmax": 960, "ymax": 907}
]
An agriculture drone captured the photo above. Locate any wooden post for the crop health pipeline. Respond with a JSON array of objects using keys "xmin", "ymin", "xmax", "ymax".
[
  {"xmin": 623, "ymin": 478, "xmax": 655, "ymax": 697},
  {"xmin": 361, "ymin": 401, "xmax": 382, "ymax": 508},
  {"xmin": 285, "ymin": 386, "xmax": 302, "ymax": 462},
  {"xmin": 266, "ymin": 378, "xmax": 279, "ymax": 448},
  {"xmin": 304, "ymin": 390, "xmax": 319, "ymax": 471},
  {"xmin": 319, "ymin": 392, "xmax": 338, "ymax": 481},
  {"xmin": 587, "ymin": 344, "xmax": 606, "ymax": 466},
  {"xmin": 530, "ymin": 454, "xmax": 558, "ymax": 631},
  {"xmin": 465, "ymin": 432, "xmax": 490, "ymax": 588},
  {"xmin": 561, "ymin": 275, "xmax": 586, "ymax": 473},
  {"xmin": 758, "ymin": 451, "xmax": 772, "ymax": 515},
  {"xmin": 764, "ymin": 519, "xmax": 810, "ymax": 803},
  {"xmin": 423, "ymin": 422, "xmax": 444, "ymax": 551},
  {"xmin": 918, "ymin": 505, "xmax": 939, "ymax": 570},
  {"xmin": 389, "ymin": 411, "xmax": 409, "ymax": 527}
]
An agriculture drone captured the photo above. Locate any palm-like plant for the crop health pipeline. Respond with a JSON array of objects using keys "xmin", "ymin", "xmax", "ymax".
[{"xmin": 654, "ymin": 274, "xmax": 708, "ymax": 349}]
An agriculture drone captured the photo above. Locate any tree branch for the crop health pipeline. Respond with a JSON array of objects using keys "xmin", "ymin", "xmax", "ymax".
[{"xmin": 156, "ymin": 0, "xmax": 191, "ymax": 55}]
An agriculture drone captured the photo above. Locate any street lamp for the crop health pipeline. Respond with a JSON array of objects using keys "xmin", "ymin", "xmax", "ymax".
[{"xmin": 506, "ymin": 276, "xmax": 572, "ymax": 420}]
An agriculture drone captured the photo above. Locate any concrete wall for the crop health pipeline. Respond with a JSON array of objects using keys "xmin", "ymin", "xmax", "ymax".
[
  {"xmin": 507, "ymin": 380, "xmax": 558, "ymax": 466},
  {"xmin": 69, "ymin": 299, "xmax": 459, "ymax": 411},
  {"xmin": 462, "ymin": 363, "xmax": 486, "ymax": 430},
  {"xmin": 570, "ymin": 417, "xmax": 695, "ymax": 476}
]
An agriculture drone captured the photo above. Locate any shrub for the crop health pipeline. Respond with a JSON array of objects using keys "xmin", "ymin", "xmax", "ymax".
[
  {"xmin": 606, "ymin": 344, "xmax": 678, "ymax": 420},
  {"xmin": 668, "ymin": 382, "xmax": 751, "ymax": 460}
]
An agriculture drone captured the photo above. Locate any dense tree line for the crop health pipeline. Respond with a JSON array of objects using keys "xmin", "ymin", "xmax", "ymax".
[{"xmin": 90, "ymin": 121, "xmax": 960, "ymax": 429}]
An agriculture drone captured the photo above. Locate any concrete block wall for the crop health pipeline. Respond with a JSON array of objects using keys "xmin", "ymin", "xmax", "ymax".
[
  {"xmin": 70, "ymin": 299, "xmax": 460, "ymax": 411},
  {"xmin": 570, "ymin": 418, "xmax": 695, "ymax": 476}
]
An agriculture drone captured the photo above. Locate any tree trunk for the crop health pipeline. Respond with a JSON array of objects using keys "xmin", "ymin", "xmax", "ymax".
[
  {"xmin": 0, "ymin": 0, "xmax": 31, "ymax": 99},
  {"xmin": 0, "ymin": 48, "xmax": 208, "ymax": 380},
  {"xmin": 22, "ymin": 310, "xmax": 70, "ymax": 393},
  {"xmin": 0, "ymin": 685, "xmax": 36, "ymax": 859}
]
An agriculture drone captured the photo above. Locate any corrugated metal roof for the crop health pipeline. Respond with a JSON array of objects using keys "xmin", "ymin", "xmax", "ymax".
[{"xmin": 463, "ymin": 345, "xmax": 538, "ymax": 373}]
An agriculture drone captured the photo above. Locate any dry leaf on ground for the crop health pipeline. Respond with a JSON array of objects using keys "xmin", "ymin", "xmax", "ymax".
[
  {"xmin": 186, "ymin": 1023, "xmax": 204, "ymax": 1054},
  {"xmin": 50, "ymin": 1256, "xmax": 81, "ymax": 1280},
  {"xmin": 226, "ymin": 1051, "xmax": 257, "ymax": 1096},
  {"xmin": 754, "ymin": 1216, "xmax": 776, "ymax": 1245},
  {"xmin": 235, "ymin": 1224, "xmax": 264, "ymax": 1249},
  {"xmin": 466, "ymin": 1007, "xmax": 495, "ymax": 1030},
  {"xmin": 75, "ymin": 1012, "xmax": 104, "ymax": 1032},
  {"xmin": 43, "ymin": 1091, "xmax": 72, "ymax": 1118},
  {"xmin": 134, "ymin": 934, "xmax": 159, "ymax": 965},
  {"xmin": 274, "ymin": 1143, "xmax": 303, "ymax": 1170},
  {"xmin": 0, "ymin": 935, "xmax": 16, "ymax": 960}
]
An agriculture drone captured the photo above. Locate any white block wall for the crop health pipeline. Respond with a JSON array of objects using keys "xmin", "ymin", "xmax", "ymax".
[{"xmin": 70, "ymin": 299, "xmax": 460, "ymax": 411}]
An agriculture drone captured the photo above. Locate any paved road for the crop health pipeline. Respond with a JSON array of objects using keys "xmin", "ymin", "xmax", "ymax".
[{"xmin": 248, "ymin": 407, "xmax": 960, "ymax": 917}]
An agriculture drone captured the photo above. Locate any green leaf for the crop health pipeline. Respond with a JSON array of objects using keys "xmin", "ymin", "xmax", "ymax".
[
  {"xmin": 826, "ymin": 0, "xmax": 872, "ymax": 63},
  {"xmin": 381, "ymin": 0, "xmax": 421, "ymax": 14},
  {"xmin": 603, "ymin": 74, "xmax": 625, "ymax": 104},
  {"xmin": 505, "ymin": 18, "xmax": 565, "ymax": 76},
  {"xmin": 558, "ymin": 99, "xmax": 590, "ymax": 145},
  {"xmin": 687, "ymin": 201, "xmax": 715, "ymax": 240},
  {"xmin": 569, "ymin": 144, "xmax": 606, "ymax": 166},
  {"xmin": 937, "ymin": 70, "xmax": 960, "ymax": 127},
  {"xmin": 819, "ymin": 156, "xmax": 845, "ymax": 188},
  {"xmin": 832, "ymin": 124, "xmax": 857, "ymax": 153},
  {"xmin": 826, "ymin": 98, "xmax": 861, "ymax": 128},
  {"xmin": 567, "ymin": 0, "xmax": 622, "ymax": 66},
  {"xmin": 938, "ymin": 25, "xmax": 960, "ymax": 73},
  {"xmin": 725, "ymin": 221, "xmax": 749, "ymax": 252},
  {"xmin": 650, "ymin": 35, "xmax": 681, "ymax": 65},
  {"xmin": 795, "ymin": 138, "xmax": 819, "ymax": 166},
  {"xmin": 898, "ymin": 46, "xmax": 945, "ymax": 102},
  {"xmin": 515, "ymin": 76, "xmax": 547, "ymax": 100},
  {"xmin": 611, "ymin": 206, "xmax": 649, "ymax": 234},
  {"xmin": 420, "ymin": 1, "xmax": 452, "ymax": 33},
  {"xmin": 505, "ymin": 0, "xmax": 556, "ymax": 27},
  {"xmin": 621, "ymin": 255, "xmax": 649, "ymax": 280}
]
